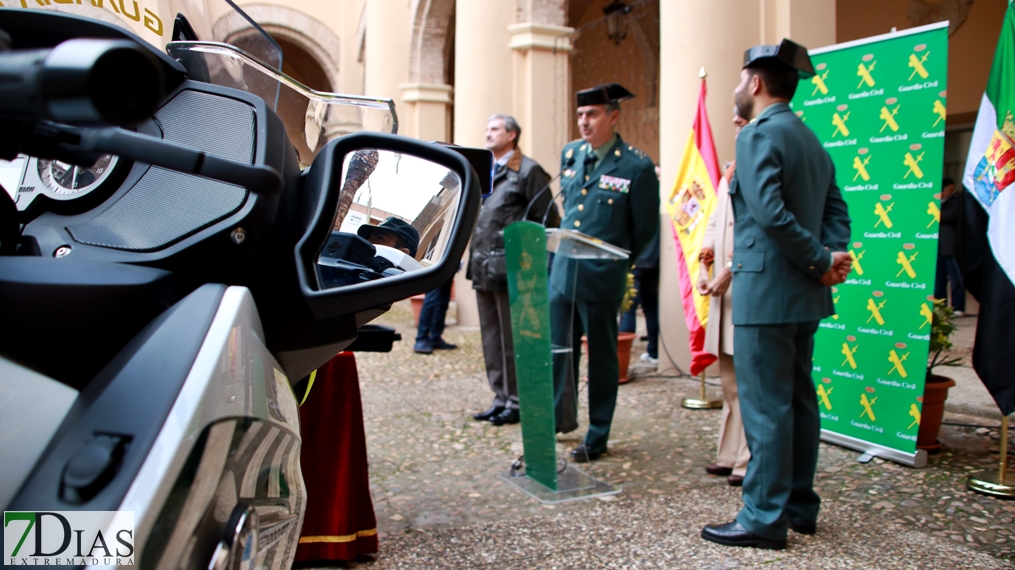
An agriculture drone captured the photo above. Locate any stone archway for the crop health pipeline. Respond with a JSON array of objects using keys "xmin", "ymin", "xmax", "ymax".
[
  {"xmin": 400, "ymin": 0, "xmax": 456, "ymax": 142},
  {"xmin": 409, "ymin": 0, "xmax": 456, "ymax": 86},
  {"xmin": 213, "ymin": 4, "xmax": 342, "ymax": 92}
]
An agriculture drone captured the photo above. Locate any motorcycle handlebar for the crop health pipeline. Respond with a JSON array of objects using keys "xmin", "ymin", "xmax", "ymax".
[{"xmin": 0, "ymin": 38, "xmax": 165, "ymax": 127}]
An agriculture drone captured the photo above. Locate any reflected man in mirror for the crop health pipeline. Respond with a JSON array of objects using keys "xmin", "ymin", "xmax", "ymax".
[
  {"xmin": 551, "ymin": 84, "xmax": 660, "ymax": 461},
  {"xmin": 467, "ymin": 114, "xmax": 554, "ymax": 426},
  {"xmin": 357, "ymin": 216, "xmax": 419, "ymax": 257}
]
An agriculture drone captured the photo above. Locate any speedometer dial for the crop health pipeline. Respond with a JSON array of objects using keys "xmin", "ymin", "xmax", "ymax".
[{"xmin": 37, "ymin": 155, "xmax": 117, "ymax": 199}]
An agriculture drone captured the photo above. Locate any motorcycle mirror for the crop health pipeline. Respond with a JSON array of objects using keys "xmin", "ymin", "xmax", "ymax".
[{"xmin": 295, "ymin": 133, "xmax": 481, "ymax": 320}]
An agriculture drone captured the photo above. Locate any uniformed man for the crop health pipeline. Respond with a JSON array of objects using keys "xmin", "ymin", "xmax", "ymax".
[
  {"xmin": 700, "ymin": 40, "xmax": 852, "ymax": 550},
  {"xmin": 551, "ymin": 83, "xmax": 659, "ymax": 462}
]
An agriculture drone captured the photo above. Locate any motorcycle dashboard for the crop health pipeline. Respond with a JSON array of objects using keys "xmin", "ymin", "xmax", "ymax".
[{"xmin": 2, "ymin": 153, "xmax": 124, "ymax": 216}]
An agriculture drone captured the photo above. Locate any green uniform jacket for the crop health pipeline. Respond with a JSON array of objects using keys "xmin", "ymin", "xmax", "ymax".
[
  {"xmin": 729, "ymin": 102, "xmax": 851, "ymax": 325},
  {"xmin": 550, "ymin": 135, "xmax": 659, "ymax": 302}
]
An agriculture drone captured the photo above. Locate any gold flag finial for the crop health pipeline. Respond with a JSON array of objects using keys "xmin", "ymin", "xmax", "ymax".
[{"xmin": 699, "ymin": 66, "xmax": 707, "ymax": 79}]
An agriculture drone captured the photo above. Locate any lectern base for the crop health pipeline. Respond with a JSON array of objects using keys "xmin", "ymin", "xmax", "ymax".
[{"xmin": 503, "ymin": 462, "xmax": 620, "ymax": 504}]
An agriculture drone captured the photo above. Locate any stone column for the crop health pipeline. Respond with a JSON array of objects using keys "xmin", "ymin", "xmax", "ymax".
[
  {"xmin": 399, "ymin": 83, "xmax": 453, "ymax": 141},
  {"xmin": 507, "ymin": 23, "xmax": 574, "ymax": 176},
  {"xmin": 452, "ymin": 0, "xmax": 516, "ymax": 147},
  {"xmin": 451, "ymin": 0, "xmax": 517, "ymax": 327},
  {"xmin": 657, "ymin": 0, "xmax": 834, "ymax": 373},
  {"xmin": 364, "ymin": 0, "xmax": 410, "ymax": 131}
]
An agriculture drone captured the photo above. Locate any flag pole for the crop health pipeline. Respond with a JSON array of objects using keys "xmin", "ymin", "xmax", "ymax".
[
  {"xmin": 682, "ymin": 371, "xmax": 723, "ymax": 410},
  {"xmin": 967, "ymin": 413, "xmax": 1015, "ymax": 498},
  {"xmin": 680, "ymin": 64, "xmax": 722, "ymax": 411}
]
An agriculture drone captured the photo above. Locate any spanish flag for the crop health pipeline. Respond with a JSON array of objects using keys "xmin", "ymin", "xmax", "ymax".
[{"xmin": 666, "ymin": 76, "xmax": 719, "ymax": 375}]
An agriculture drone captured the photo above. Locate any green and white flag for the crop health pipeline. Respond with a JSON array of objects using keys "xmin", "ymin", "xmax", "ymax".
[
  {"xmin": 961, "ymin": 0, "xmax": 1015, "ymax": 416},
  {"xmin": 963, "ymin": 0, "xmax": 1015, "ymax": 285}
]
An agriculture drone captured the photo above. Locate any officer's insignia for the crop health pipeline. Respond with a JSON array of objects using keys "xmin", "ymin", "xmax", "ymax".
[
  {"xmin": 625, "ymin": 145, "xmax": 647, "ymax": 159},
  {"xmin": 599, "ymin": 174, "xmax": 631, "ymax": 193},
  {"xmin": 614, "ymin": 149, "xmax": 621, "ymax": 157},
  {"xmin": 564, "ymin": 169, "xmax": 576, "ymax": 178},
  {"xmin": 566, "ymin": 148, "xmax": 574, "ymax": 159}
]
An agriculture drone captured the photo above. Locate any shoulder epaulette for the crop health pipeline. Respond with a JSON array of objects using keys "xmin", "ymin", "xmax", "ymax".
[{"xmin": 625, "ymin": 144, "xmax": 649, "ymax": 161}]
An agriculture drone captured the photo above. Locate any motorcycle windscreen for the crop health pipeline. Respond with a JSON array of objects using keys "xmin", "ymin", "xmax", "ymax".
[
  {"xmin": 166, "ymin": 42, "xmax": 398, "ymax": 165},
  {"xmin": 314, "ymin": 149, "xmax": 462, "ymax": 290}
]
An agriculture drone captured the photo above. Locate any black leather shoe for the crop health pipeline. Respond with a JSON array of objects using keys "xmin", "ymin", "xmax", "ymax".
[
  {"xmin": 413, "ymin": 340, "xmax": 433, "ymax": 354},
  {"xmin": 570, "ymin": 444, "xmax": 604, "ymax": 463},
  {"xmin": 705, "ymin": 464, "xmax": 733, "ymax": 476},
  {"xmin": 432, "ymin": 338, "xmax": 458, "ymax": 350},
  {"xmin": 700, "ymin": 521, "xmax": 786, "ymax": 550},
  {"xmin": 490, "ymin": 408, "xmax": 520, "ymax": 426},
  {"xmin": 473, "ymin": 406, "xmax": 504, "ymax": 421},
  {"xmin": 789, "ymin": 521, "xmax": 816, "ymax": 535}
]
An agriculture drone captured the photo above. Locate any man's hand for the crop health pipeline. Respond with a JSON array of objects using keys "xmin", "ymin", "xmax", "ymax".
[
  {"xmin": 708, "ymin": 266, "xmax": 732, "ymax": 297},
  {"xmin": 820, "ymin": 251, "xmax": 852, "ymax": 286},
  {"xmin": 699, "ymin": 247, "xmax": 715, "ymax": 267},
  {"xmin": 696, "ymin": 267, "xmax": 712, "ymax": 295}
]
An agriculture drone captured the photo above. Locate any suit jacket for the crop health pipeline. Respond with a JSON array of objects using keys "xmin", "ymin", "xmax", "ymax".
[
  {"xmin": 703, "ymin": 174, "xmax": 735, "ymax": 355},
  {"xmin": 467, "ymin": 149, "xmax": 551, "ymax": 292},
  {"xmin": 729, "ymin": 103, "xmax": 851, "ymax": 326},
  {"xmin": 550, "ymin": 135, "xmax": 659, "ymax": 302},
  {"xmin": 938, "ymin": 191, "xmax": 962, "ymax": 257}
]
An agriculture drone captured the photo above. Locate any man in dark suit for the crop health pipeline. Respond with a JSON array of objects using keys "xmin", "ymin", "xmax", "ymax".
[
  {"xmin": 552, "ymin": 83, "xmax": 659, "ymax": 462},
  {"xmin": 467, "ymin": 114, "xmax": 553, "ymax": 426},
  {"xmin": 934, "ymin": 177, "xmax": 966, "ymax": 315},
  {"xmin": 701, "ymin": 40, "xmax": 852, "ymax": 550}
]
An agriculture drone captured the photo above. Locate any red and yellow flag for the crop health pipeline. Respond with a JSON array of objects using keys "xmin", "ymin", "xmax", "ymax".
[{"xmin": 666, "ymin": 78, "xmax": 720, "ymax": 375}]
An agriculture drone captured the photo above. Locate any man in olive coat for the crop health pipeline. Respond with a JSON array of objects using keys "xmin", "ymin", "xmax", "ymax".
[
  {"xmin": 552, "ymin": 83, "xmax": 659, "ymax": 461},
  {"xmin": 467, "ymin": 114, "xmax": 553, "ymax": 426},
  {"xmin": 700, "ymin": 40, "xmax": 852, "ymax": 550}
]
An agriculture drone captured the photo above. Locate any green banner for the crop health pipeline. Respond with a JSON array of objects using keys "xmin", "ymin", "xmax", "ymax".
[
  {"xmin": 504, "ymin": 221, "xmax": 558, "ymax": 490},
  {"xmin": 790, "ymin": 24, "xmax": 948, "ymax": 454}
]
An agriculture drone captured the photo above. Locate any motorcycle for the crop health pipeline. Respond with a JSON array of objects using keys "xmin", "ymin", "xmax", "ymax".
[{"xmin": 0, "ymin": 2, "xmax": 483, "ymax": 568}]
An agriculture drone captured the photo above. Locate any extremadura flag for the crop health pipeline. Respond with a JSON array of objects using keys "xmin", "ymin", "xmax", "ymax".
[{"xmin": 962, "ymin": 0, "xmax": 1015, "ymax": 415}]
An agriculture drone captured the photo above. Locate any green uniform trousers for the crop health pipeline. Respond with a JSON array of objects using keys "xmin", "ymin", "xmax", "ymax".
[
  {"xmin": 550, "ymin": 288, "xmax": 621, "ymax": 454},
  {"xmin": 733, "ymin": 321, "xmax": 821, "ymax": 540}
]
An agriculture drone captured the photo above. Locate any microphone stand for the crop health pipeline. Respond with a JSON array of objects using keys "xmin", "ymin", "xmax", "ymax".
[
  {"xmin": 521, "ymin": 155, "xmax": 575, "ymax": 223},
  {"xmin": 540, "ymin": 154, "xmax": 597, "ymax": 227}
]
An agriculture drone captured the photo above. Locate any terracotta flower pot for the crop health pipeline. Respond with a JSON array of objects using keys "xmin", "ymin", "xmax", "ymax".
[
  {"xmin": 916, "ymin": 374, "xmax": 956, "ymax": 452},
  {"xmin": 581, "ymin": 332, "xmax": 639, "ymax": 384},
  {"xmin": 410, "ymin": 294, "xmax": 426, "ymax": 326}
]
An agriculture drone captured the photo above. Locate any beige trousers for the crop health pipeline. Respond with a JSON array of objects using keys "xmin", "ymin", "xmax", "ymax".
[{"xmin": 715, "ymin": 352, "xmax": 750, "ymax": 476}]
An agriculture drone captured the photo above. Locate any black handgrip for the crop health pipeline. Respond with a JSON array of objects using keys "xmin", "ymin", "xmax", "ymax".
[{"xmin": 0, "ymin": 38, "xmax": 164, "ymax": 127}]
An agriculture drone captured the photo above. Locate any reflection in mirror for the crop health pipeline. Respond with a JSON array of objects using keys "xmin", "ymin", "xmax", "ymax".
[{"xmin": 315, "ymin": 149, "xmax": 462, "ymax": 290}]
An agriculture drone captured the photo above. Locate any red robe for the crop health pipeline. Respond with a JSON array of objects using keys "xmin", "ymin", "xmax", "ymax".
[{"xmin": 295, "ymin": 352, "xmax": 378, "ymax": 561}]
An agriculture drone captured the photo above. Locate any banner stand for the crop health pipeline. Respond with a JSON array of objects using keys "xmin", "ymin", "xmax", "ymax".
[
  {"xmin": 793, "ymin": 22, "xmax": 950, "ymax": 465},
  {"xmin": 501, "ymin": 223, "xmax": 623, "ymax": 503},
  {"xmin": 821, "ymin": 429, "xmax": 927, "ymax": 468}
]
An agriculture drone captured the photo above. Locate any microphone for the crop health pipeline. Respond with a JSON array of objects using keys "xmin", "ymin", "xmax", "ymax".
[
  {"xmin": 521, "ymin": 155, "xmax": 574, "ymax": 223},
  {"xmin": 539, "ymin": 153, "xmax": 597, "ymax": 227}
]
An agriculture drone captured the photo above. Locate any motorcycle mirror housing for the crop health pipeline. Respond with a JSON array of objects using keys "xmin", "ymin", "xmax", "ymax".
[{"xmin": 295, "ymin": 132, "xmax": 481, "ymax": 320}]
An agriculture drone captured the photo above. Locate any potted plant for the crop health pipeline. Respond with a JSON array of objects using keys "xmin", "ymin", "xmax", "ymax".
[
  {"xmin": 917, "ymin": 299, "xmax": 963, "ymax": 451},
  {"xmin": 582, "ymin": 272, "xmax": 638, "ymax": 384}
]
